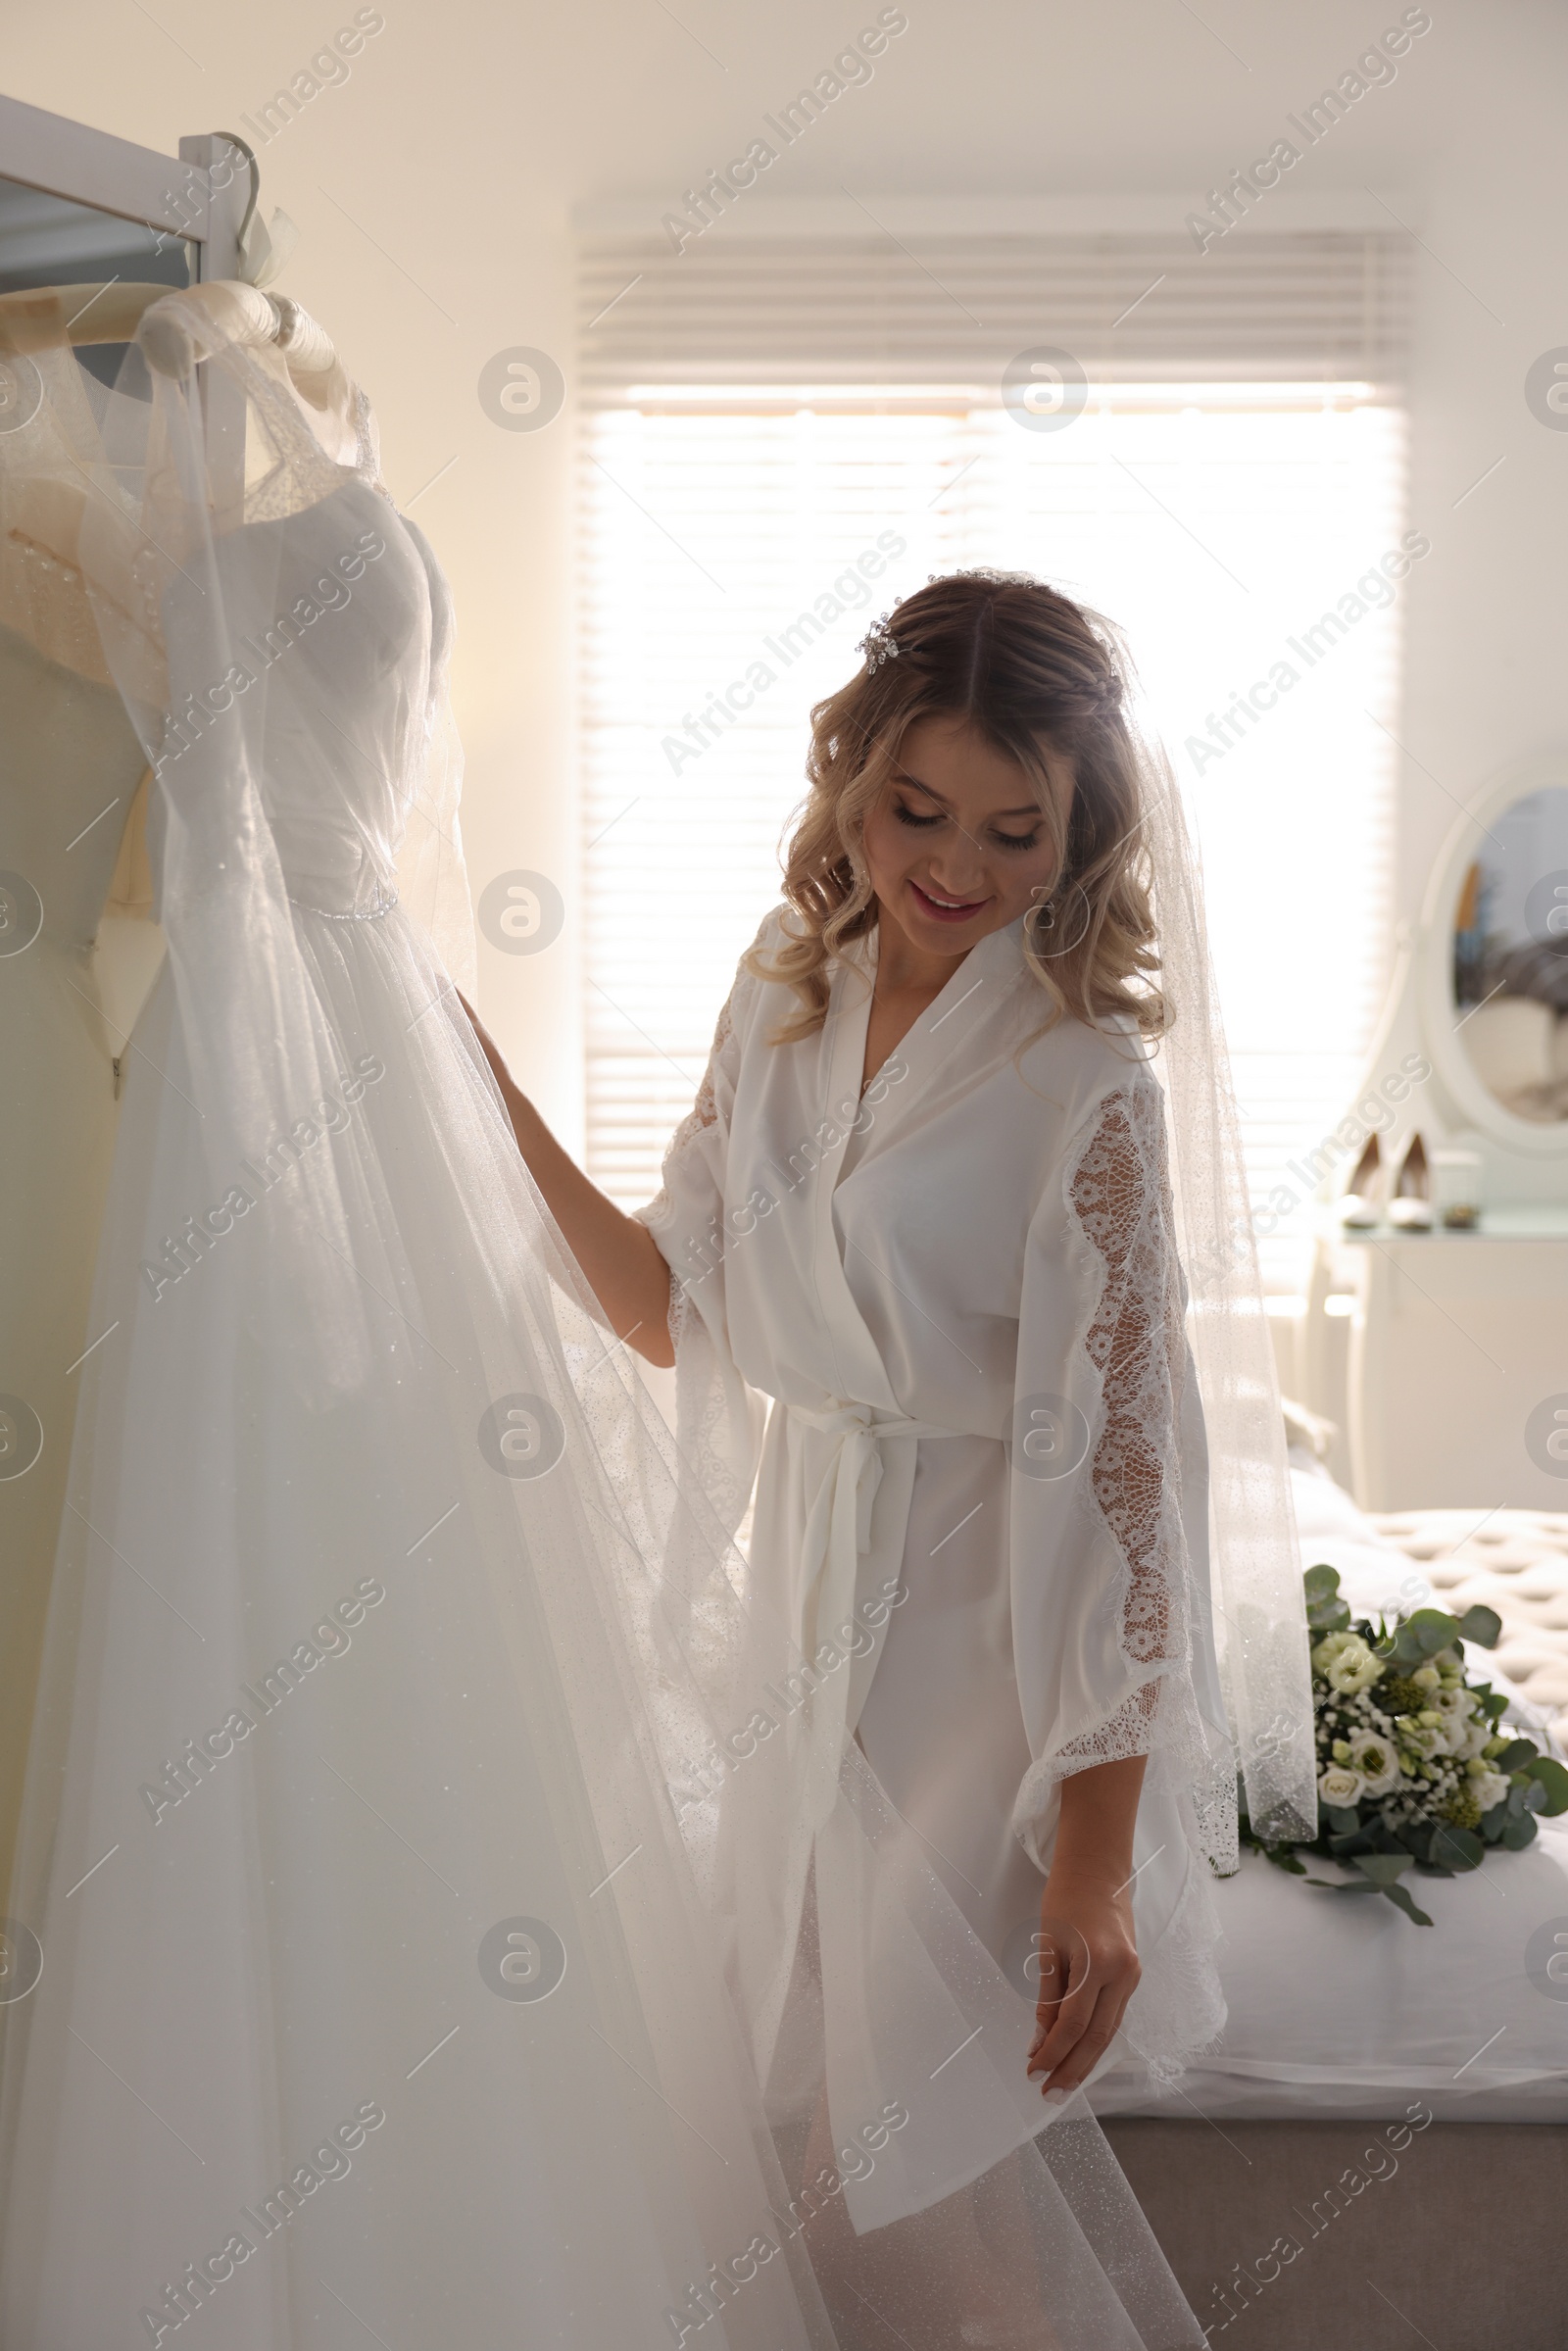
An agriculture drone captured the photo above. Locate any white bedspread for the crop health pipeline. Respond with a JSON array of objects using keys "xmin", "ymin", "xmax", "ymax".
[{"xmin": 1092, "ymin": 1464, "xmax": 1568, "ymax": 2123}]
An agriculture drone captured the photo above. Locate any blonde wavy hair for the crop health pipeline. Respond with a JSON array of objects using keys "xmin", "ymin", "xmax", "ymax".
[{"xmin": 749, "ymin": 568, "xmax": 1171, "ymax": 1049}]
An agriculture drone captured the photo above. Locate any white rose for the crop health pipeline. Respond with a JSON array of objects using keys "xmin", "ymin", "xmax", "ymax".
[
  {"xmin": 1319, "ymin": 1764, "xmax": 1365, "ymax": 1808},
  {"xmin": 1348, "ymin": 1729, "xmax": 1401, "ymax": 1798},
  {"xmin": 1466, "ymin": 1766, "xmax": 1511, "ymax": 1815},
  {"xmin": 1324, "ymin": 1638, "xmax": 1384, "ymax": 1696},
  {"xmin": 1311, "ymin": 1630, "xmax": 1359, "ymax": 1677}
]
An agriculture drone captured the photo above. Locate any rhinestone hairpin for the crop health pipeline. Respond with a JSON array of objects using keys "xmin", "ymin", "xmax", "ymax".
[{"xmin": 858, "ymin": 612, "xmax": 901, "ymax": 670}]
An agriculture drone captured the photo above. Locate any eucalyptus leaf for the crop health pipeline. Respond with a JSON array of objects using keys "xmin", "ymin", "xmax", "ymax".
[
  {"xmin": 1350, "ymin": 1853, "xmax": 1415, "ymax": 1886},
  {"xmin": 1501, "ymin": 1815, "xmax": 1539, "ymax": 1851},
  {"xmin": 1380, "ymin": 1882, "xmax": 1435, "ymax": 1927},
  {"xmin": 1402, "ymin": 1608, "xmax": 1461, "ymax": 1658},
  {"xmin": 1494, "ymin": 1739, "xmax": 1539, "ymax": 1775},
  {"xmin": 1524, "ymin": 1756, "xmax": 1568, "ymax": 1816},
  {"xmin": 1428, "ymin": 1824, "xmax": 1484, "ymax": 1872},
  {"xmin": 1303, "ymin": 1564, "xmax": 1352, "ymax": 1633},
  {"xmin": 1264, "ymin": 1848, "xmax": 1308, "ymax": 1877},
  {"xmin": 1454, "ymin": 1603, "xmax": 1501, "ymax": 1650}
]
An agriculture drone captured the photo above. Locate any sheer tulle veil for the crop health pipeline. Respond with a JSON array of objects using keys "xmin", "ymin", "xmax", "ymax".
[{"xmin": 1110, "ymin": 637, "xmax": 1318, "ymax": 1852}]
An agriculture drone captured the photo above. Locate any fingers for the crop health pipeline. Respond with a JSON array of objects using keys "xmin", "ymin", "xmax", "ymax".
[
  {"xmin": 1026, "ymin": 1923, "xmax": 1085, "ymax": 2066},
  {"xmin": 1032, "ymin": 1978, "xmax": 1131, "ymax": 2099},
  {"xmin": 1027, "ymin": 1980, "xmax": 1093, "ymax": 2082},
  {"xmin": 1027, "ymin": 1945, "xmax": 1140, "ymax": 2093}
]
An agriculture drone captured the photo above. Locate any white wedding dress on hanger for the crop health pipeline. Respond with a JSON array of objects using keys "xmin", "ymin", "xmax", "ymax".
[
  {"xmin": 0, "ymin": 493, "xmax": 152, "ymax": 1912},
  {"xmin": 0, "ymin": 292, "xmax": 1210, "ymax": 2350}
]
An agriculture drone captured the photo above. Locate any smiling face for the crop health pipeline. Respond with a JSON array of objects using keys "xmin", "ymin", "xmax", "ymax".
[{"xmin": 860, "ymin": 711, "xmax": 1073, "ymax": 974}]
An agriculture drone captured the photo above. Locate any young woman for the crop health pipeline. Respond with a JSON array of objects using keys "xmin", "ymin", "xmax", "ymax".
[{"xmin": 466, "ymin": 569, "xmax": 1310, "ymax": 2344}]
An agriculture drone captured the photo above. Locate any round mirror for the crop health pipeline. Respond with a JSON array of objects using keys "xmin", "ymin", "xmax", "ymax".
[{"xmin": 1451, "ymin": 785, "xmax": 1568, "ymax": 1125}]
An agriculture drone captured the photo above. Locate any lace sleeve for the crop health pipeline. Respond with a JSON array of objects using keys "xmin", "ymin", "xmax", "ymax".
[
  {"xmin": 1074, "ymin": 1088, "xmax": 1189, "ymax": 1648},
  {"xmin": 1007, "ymin": 1074, "xmax": 1237, "ymax": 1895},
  {"xmin": 1051, "ymin": 1083, "xmax": 1194, "ymax": 1776}
]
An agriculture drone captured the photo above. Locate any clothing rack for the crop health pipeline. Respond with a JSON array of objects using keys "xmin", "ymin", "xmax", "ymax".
[{"xmin": 0, "ymin": 90, "xmax": 246, "ymax": 282}]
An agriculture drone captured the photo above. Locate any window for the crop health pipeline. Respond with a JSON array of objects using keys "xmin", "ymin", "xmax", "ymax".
[{"xmin": 577, "ymin": 228, "xmax": 1407, "ymax": 1285}]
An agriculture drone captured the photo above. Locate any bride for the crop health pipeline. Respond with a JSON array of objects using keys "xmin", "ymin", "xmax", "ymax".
[
  {"xmin": 0, "ymin": 286, "xmax": 1303, "ymax": 2349},
  {"xmin": 467, "ymin": 570, "xmax": 1319, "ymax": 2341}
]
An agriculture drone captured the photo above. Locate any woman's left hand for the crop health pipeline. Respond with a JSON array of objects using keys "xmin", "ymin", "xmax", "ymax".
[{"xmin": 1024, "ymin": 1868, "xmax": 1142, "ymax": 2101}]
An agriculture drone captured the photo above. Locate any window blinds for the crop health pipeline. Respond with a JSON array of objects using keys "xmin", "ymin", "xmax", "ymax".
[
  {"xmin": 578, "ymin": 226, "xmax": 1407, "ymax": 396},
  {"xmin": 575, "ymin": 227, "xmax": 1408, "ymax": 1286}
]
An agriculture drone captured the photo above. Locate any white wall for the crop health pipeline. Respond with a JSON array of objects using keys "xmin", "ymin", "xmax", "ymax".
[{"xmin": 9, "ymin": 0, "xmax": 1565, "ymax": 1138}]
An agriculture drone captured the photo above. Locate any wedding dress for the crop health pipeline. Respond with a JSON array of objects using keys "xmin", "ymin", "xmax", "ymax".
[
  {"xmin": 0, "ymin": 292, "xmax": 1219, "ymax": 2349},
  {"xmin": 0, "ymin": 469, "xmax": 152, "ymax": 1910}
]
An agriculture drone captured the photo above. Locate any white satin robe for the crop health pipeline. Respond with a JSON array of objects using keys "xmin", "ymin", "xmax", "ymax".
[{"xmin": 637, "ymin": 909, "xmax": 1235, "ymax": 2090}]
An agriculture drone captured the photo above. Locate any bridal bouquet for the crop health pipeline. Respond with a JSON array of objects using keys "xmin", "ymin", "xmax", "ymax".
[{"xmin": 1240, "ymin": 1565, "xmax": 1568, "ymax": 1923}]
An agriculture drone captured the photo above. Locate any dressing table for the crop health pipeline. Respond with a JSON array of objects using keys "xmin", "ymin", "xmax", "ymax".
[{"xmin": 1298, "ymin": 756, "xmax": 1568, "ymax": 1508}]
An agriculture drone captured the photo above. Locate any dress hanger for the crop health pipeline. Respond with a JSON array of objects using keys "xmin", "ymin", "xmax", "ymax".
[{"xmin": 0, "ymin": 278, "xmax": 335, "ymax": 373}]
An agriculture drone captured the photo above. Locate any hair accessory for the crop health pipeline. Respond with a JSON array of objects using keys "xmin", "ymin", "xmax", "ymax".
[{"xmin": 858, "ymin": 612, "xmax": 901, "ymax": 670}]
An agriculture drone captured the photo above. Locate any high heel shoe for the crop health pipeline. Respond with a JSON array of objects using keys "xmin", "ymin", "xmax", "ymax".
[
  {"xmin": 1339, "ymin": 1134, "xmax": 1383, "ymax": 1229},
  {"xmin": 1388, "ymin": 1133, "xmax": 1434, "ymax": 1230}
]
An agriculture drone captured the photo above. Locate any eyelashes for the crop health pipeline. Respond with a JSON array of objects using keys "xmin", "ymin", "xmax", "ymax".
[{"xmin": 891, "ymin": 800, "xmax": 1043, "ymax": 854}]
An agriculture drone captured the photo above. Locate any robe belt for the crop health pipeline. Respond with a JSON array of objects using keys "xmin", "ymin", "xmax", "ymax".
[{"xmin": 787, "ymin": 1401, "xmax": 958, "ymax": 1705}]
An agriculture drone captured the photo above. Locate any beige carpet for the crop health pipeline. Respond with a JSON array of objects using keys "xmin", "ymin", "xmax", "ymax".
[{"xmin": 1103, "ymin": 2118, "xmax": 1568, "ymax": 2350}]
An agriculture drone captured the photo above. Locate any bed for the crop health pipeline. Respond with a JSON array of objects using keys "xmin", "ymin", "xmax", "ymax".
[{"xmin": 1089, "ymin": 1450, "xmax": 1568, "ymax": 2347}]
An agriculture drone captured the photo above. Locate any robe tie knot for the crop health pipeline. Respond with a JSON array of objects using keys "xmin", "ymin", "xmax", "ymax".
[{"xmin": 789, "ymin": 1399, "xmax": 956, "ymax": 1670}]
